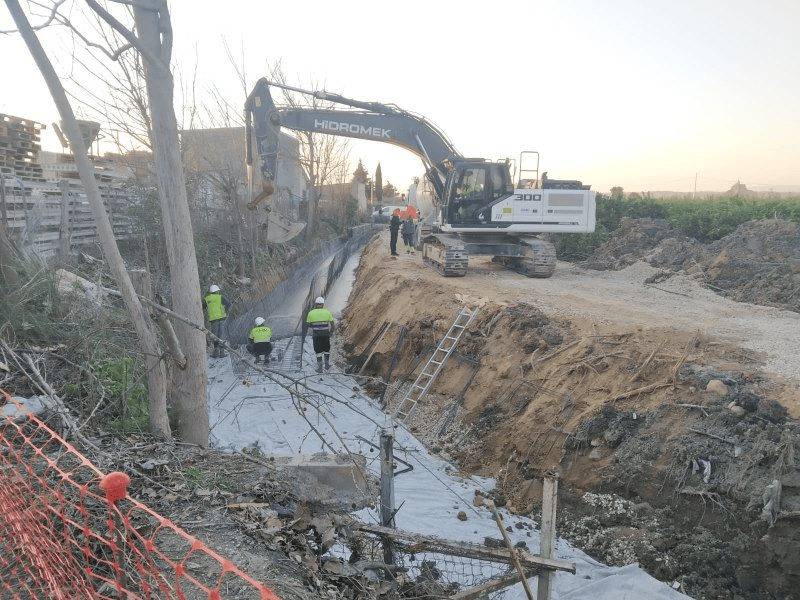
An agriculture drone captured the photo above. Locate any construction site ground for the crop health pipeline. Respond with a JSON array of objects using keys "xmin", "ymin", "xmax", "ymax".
[{"xmin": 341, "ymin": 231, "xmax": 800, "ymax": 599}]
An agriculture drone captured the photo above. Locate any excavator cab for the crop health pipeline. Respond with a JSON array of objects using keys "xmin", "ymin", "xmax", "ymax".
[{"xmin": 442, "ymin": 160, "xmax": 514, "ymax": 226}]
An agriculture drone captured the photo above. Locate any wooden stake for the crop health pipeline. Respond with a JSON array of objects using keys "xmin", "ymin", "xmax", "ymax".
[
  {"xmin": 486, "ymin": 500, "xmax": 535, "ymax": 600},
  {"xmin": 379, "ymin": 429, "xmax": 396, "ymax": 565},
  {"xmin": 537, "ymin": 475, "xmax": 559, "ymax": 600}
]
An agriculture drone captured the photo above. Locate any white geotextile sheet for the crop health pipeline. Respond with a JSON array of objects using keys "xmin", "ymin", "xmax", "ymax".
[{"xmin": 207, "ymin": 344, "xmax": 691, "ymax": 600}]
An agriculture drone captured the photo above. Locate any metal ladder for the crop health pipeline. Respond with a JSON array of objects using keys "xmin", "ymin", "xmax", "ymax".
[{"xmin": 394, "ymin": 306, "xmax": 478, "ymax": 422}]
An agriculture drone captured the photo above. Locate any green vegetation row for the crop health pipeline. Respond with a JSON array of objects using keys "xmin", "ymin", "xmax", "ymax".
[{"xmin": 554, "ymin": 194, "xmax": 800, "ymax": 261}]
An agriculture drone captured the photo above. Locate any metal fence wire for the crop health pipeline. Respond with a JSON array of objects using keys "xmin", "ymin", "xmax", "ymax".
[
  {"xmin": 333, "ymin": 532, "xmax": 516, "ymax": 599},
  {"xmin": 0, "ymin": 389, "xmax": 279, "ymax": 599}
]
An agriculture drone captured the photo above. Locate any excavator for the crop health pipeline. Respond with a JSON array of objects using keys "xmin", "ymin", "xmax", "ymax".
[{"xmin": 245, "ymin": 79, "xmax": 596, "ymax": 277}]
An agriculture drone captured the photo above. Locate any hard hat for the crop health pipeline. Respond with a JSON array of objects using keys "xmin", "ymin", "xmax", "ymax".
[
  {"xmin": 254, "ymin": 317, "xmax": 265, "ymax": 326},
  {"xmin": 315, "ymin": 296, "xmax": 325, "ymax": 304},
  {"xmin": 209, "ymin": 284, "xmax": 220, "ymax": 293}
]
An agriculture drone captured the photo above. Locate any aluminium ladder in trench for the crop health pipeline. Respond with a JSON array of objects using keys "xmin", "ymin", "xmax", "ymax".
[{"xmin": 393, "ymin": 306, "xmax": 478, "ymax": 422}]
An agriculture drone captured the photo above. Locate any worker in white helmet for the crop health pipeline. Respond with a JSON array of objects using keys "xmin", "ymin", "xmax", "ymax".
[
  {"xmin": 247, "ymin": 317, "xmax": 273, "ymax": 364},
  {"xmin": 305, "ymin": 296, "xmax": 334, "ymax": 373},
  {"xmin": 203, "ymin": 284, "xmax": 231, "ymax": 358}
]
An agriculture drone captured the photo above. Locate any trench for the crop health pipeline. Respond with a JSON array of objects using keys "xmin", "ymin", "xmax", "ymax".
[{"xmin": 206, "ymin": 233, "xmax": 689, "ymax": 600}]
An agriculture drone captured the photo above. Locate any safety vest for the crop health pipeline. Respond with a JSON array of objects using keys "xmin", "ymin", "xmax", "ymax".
[
  {"xmin": 306, "ymin": 308, "xmax": 334, "ymax": 334},
  {"xmin": 204, "ymin": 292, "xmax": 226, "ymax": 321},
  {"xmin": 249, "ymin": 325, "xmax": 272, "ymax": 343}
]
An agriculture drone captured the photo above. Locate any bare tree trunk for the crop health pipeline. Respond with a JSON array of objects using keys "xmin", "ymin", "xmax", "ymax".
[
  {"xmin": 5, "ymin": 0, "xmax": 171, "ymax": 439},
  {"xmin": 133, "ymin": 6, "xmax": 209, "ymax": 445}
]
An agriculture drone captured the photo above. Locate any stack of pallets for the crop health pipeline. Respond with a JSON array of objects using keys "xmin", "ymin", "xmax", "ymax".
[{"xmin": 0, "ymin": 114, "xmax": 45, "ymax": 182}]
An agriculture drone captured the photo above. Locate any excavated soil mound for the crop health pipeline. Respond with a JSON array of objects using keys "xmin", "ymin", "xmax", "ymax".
[
  {"xmin": 703, "ymin": 220, "xmax": 800, "ymax": 312},
  {"xmin": 583, "ymin": 218, "xmax": 705, "ymax": 271},
  {"xmin": 584, "ymin": 218, "xmax": 800, "ymax": 313}
]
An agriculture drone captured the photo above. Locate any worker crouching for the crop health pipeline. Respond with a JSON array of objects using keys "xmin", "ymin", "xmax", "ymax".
[
  {"xmin": 247, "ymin": 317, "xmax": 273, "ymax": 364},
  {"xmin": 306, "ymin": 296, "xmax": 335, "ymax": 373}
]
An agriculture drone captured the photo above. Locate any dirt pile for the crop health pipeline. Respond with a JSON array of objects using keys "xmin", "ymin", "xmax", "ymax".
[
  {"xmin": 584, "ymin": 218, "xmax": 800, "ymax": 313},
  {"xmin": 703, "ymin": 220, "xmax": 800, "ymax": 311},
  {"xmin": 342, "ymin": 237, "xmax": 800, "ymax": 599},
  {"xmin": 583, "ymin": 218, "xmax": 706, "ymax": 271}
]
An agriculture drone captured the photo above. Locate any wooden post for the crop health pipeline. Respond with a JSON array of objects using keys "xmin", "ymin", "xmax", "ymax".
[
  {"xmin": 537, "ymin": 475, "xmax": 559, "ymax": 600},
  {"xmin": 58, "ymin": 179, "xmax": 70, "ymax": 260},
  {"xmin": 487, "ymin": 501, "xmax": 535, "ymax": 600},
  {"xmin": 379, "ymin": 429, "xmax": 396, "ymax": 565}
]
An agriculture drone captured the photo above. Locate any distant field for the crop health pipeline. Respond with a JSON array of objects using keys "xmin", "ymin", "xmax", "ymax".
[{"xmin": 555, "ymin": 195, "xmax": 800, "ymax": 260}]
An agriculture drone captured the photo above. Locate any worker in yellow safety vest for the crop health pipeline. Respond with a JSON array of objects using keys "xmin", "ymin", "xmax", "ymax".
[
  {"xmin": 306, "ymin": 296, "xmax": 335, "ymax": 373},
  {"xmin": 203, "ymin": 284, "xmax": 230, "ymax": 358},
  {"xmin": 247, "ymin": 317, "xmax": 273, "ymax": 364}
]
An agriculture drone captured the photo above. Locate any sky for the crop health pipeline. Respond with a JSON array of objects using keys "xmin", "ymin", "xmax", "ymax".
[{"xmin": 1, "ymin": 0, "xmax": 799, "ymax": 194}]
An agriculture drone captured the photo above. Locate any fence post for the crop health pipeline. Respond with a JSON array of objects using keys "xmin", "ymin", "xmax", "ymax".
[
  {"xmin": 379, "ymin": 428, "xmax": 396, "ymax": 565},
  {"xmin": 537, "ymin": 474, "xmax": 559, "ymax": 600}
]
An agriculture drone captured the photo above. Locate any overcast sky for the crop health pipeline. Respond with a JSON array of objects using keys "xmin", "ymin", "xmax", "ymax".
[{"xmin": 2, "ymin": 0, "xmax": 798, "ymax": 194}]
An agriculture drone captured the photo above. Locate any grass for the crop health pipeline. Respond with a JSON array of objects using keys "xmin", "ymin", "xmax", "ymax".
[{"xmin": 554, "ymin": 194, "xmax": 800, "ymax": 261}]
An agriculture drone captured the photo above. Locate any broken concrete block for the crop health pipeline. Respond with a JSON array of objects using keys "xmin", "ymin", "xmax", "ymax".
[
  {"xmin": 1, "ymin": 396, "xmax": 46, "ymax": 422},
  {"xmin": 589, "ymin": 448, "xmax": 603, "ymax": 460},
  {"xmin": 706, "ymin": 379, "xmax": 730, "ymax": 396},
  {"xmin": 282, "ymin": 453, "xmax": 369, "ymax": 504},
  {"xmin": 55, "ymin": 269, "xmax": 106, "ymax": 305}
]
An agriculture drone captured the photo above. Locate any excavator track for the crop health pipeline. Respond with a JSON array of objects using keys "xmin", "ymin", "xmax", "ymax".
[
  {"xmin": 492, "ymin": 238, "xmax": 557, "ymax": 278},
  {"xmin": 422, "ymin": 235, "xmax": 468, "ymax": 277}
]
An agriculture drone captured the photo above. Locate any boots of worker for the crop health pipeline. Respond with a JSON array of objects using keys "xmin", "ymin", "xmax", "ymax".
[
  {"xmin": 254, "ymin": 356, "xmax": 262, "ymax": 364},
  {"xmin": 316, "ymin": 355, "xmax": 324, "ymax": 373},
  {"xmin": 324, "ymin": 353, "xmax": 330, "ymax": 372}
]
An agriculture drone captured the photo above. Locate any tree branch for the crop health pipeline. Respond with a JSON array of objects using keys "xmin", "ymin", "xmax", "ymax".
[
  {"xmin": 0, "ymin": 0, "xmax": 66, "ymax": 34},
  {"xmin": 84, "ymin": 0, "xmax": 169, "ymax": 75}
]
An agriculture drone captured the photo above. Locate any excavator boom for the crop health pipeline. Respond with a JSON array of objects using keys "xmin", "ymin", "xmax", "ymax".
[{"xmin": 245, "ymin": 78, "xmax": 458, "ymax": 207}]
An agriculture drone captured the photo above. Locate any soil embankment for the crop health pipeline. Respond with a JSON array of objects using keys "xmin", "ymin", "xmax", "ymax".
[{"xmin": 341, "ymin": 232, "xmax": 800, "ymax": 599}]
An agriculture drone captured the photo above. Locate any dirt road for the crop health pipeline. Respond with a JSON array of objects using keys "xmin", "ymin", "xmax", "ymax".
[{"xmin": 374, "ymin": 231, "xmax": 800, "ymax": 386}]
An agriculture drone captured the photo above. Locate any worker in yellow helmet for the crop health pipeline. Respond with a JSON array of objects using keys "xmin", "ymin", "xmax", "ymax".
[
  {"xmin": 306, "ymin": 296, "xmax": 335, "ymax": 373},
  {"xmin": 203, "ymin": 284, "xmax": 230, "ymax": 358},
  {"xmin": 247, "ymin": 317, "xmax": 273, "ymax": 364}
]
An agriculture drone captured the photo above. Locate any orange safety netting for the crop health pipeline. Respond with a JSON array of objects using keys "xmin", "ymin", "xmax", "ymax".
[{"xmin": 0, "ymin": 389, "xmax": 280, "ymax": 599}]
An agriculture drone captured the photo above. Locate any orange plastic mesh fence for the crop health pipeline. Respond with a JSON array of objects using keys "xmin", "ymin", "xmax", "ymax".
[{"xmin": 0, "ymin": 389, "xmax": 280, "ymax": 599}]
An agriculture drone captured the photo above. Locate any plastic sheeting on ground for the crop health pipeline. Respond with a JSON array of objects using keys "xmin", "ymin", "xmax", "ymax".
[{"xmin": 207, "ymin": 339, "xmax": 692, "ymax": 600}]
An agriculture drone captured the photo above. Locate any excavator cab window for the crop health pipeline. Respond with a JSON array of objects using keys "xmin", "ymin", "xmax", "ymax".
[
  {"xmin": 489, "ymin": 164, "xmax": 513, "ymax": 200},
  {"xmin": 448, "ymin": 166, "xmax": 488, "ymax": 224}
]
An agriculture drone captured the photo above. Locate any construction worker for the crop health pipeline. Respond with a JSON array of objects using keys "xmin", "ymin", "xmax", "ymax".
[
  {"xmin": 203, "ymin": 284, "xmax": 230, "ymax": 358},
  {"xmin": 306, "ymin": 296, "xmax": 335, "ymax": 373},
  {"xmin": 247, "ymin": 317, "xmax": 273, "ymax": 364},
  {"xmin": 389, "ymin": 209, "xmax": 401, "ymax": 257},
  {"xmin": 401, "ymin": 216, "xmax": 416, "ymax": 254}
]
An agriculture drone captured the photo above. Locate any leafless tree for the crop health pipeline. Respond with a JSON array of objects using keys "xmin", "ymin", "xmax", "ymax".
[
  {"xmin": 4, "ymin": 0, "xmax": 209, "ymax": 445},
  {"xmin": 3, "ymin": 0, "xmax": 171, "ymax": 439}
]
